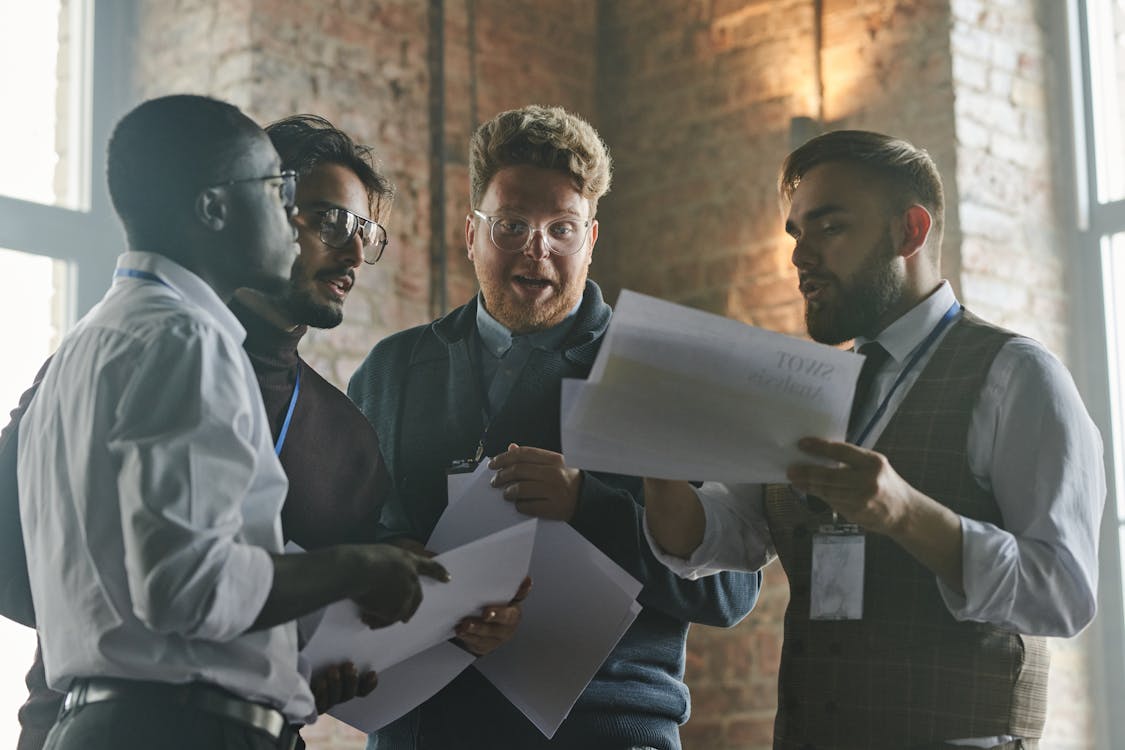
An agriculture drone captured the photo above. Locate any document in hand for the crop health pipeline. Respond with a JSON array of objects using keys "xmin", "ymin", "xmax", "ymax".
[
  {"xmin": 430, "ymin": 461, "xmax": 643, "ymax": 739},
  {"xmin": 296, "ymin": 520, "xmax": 537, "ymax": 733},
  {"xmin": 560, "ymin": 289, "xmax": 864, "ymax": 483}
]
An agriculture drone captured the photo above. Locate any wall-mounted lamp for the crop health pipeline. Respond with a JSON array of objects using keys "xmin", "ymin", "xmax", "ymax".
[{"xmin": 789, "ymin": 116, "xmax": 823, "ymax": 150}]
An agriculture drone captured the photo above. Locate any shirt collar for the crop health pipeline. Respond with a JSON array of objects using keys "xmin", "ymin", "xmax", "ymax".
[
  {"xmin": 474, "ymin": 292, "xmax": 583, "ymax": 357},
  {"xmin": 854, "ymin": 280, "xmax": 958, "ymax": 365},
  {"xmin": 113, "ymin": 251, "xmax": 247, "ymax": 344}
]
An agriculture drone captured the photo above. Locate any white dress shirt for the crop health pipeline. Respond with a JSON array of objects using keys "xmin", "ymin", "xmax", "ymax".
[
  {"xmin": 17, "ymin": 252, "xmax": 315, "ymax": 723},
  {"xmin": 646, "ymin": 281, "xmax": 1105, "ymax": 638}
]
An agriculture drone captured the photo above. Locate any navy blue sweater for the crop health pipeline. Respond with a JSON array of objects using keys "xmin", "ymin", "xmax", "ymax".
[{"xmin": 348, "ymin": 281, "xmax": 761, "ymax": 750}]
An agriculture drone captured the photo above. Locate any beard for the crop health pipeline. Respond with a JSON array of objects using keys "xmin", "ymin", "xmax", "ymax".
[
  {"xmin": 477, "ymin": 267, "xmax": 585, "ymax": 334},
  {"xmin": 280, "ymin": 255, "xmax": 346, "ymax": 329},
  {"xmin": 805, "ymin": 231, "xmax": 902, "ymax": 345}
]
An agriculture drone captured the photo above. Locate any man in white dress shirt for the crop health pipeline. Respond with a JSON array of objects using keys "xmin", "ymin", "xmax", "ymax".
[
  {"xmin": 16, "ymin": 94, "xmax": 447, "ymax": 750},
  {"xmin": 643, "ymin": 130, "xmax": 1104, "ymax": 750}
]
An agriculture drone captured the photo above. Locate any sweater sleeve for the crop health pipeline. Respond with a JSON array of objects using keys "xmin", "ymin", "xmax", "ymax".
[{"xmin": 571, "ymin": 469, "xmax": 760, "ymax": 627}]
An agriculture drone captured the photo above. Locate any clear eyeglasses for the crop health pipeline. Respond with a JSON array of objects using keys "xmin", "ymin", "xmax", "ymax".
[
  {"xmin": 472, "ymin": 209, "xmax": 591, "ymax": 256},
  {"xmin": 314, "ymin": 207, "xmax": 389, "ymax": 264}
]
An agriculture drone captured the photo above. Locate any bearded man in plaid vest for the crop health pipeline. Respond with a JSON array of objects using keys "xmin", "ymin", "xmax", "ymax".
[{"xmin": 643, "ymin": 129, "xmax": 1105, "ymax": 750}]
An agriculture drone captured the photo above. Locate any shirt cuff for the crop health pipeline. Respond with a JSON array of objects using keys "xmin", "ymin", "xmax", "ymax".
[
  {"xmin": 643, "ymin": 510, "xmax": 716, "ymax": 580},
  {"xmin": 937, "ymin": 515, "xmax": 1014, "ymax": 621},
  {"xmin": 643, "ymin": 488, "xmax": 774, "ymax": 580}
]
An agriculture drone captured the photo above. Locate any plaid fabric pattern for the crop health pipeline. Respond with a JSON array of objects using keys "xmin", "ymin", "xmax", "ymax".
[{"xmin": 764, "ymin": 311, "xmax": 1049, "ymax": 749}]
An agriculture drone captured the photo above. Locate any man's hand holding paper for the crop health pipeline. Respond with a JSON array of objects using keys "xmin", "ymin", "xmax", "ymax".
[
  {"xmin": 489, "ymin": 443, "xmax": 583, "ymax": 521},
  {"xmin": 561, "ymin": 290, "xmax": 864, "ymax": 483},
  {"xmin": 454, "ymin": 575, "xmax": 531, "ymax": 656}
]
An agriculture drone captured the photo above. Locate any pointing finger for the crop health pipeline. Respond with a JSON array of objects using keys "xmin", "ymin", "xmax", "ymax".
[{"xmin": 416, "ymin": 557, "xmax": 450, "ymax": 582}]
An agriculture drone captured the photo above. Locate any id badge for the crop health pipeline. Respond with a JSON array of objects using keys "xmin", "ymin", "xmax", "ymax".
[{"xmin": 810, "ymin": 525, "xmax": 865, "ymax": 621}]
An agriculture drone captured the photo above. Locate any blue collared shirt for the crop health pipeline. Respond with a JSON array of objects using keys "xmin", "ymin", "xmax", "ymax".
[{"xmin": 474, "ymin": 293, "xmax": 582, "ymax": 416}]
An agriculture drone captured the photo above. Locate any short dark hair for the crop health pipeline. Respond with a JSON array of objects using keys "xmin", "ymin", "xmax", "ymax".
[
  {"xmin": 469, "ymin": 105, "xmax": 612, "ymax": 215},
  {"xmin": 780, "ymin": 130, "xmax": 945, "ymax": 242},
  {"xmin": 265, "ymin": 115, "xmax": 394, "ymax": 220},
  {"xmin": 107, "ymin": 94, "xmax": 262, "ymax": 245}
]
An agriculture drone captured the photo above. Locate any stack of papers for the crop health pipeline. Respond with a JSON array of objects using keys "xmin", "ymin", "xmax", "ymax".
[
  {"xmin": 300, "ymin": 462, "xmax": 642, "ymax": 739},
  {"xmin": 430, "ymin": 461, "xmax": 642, "ymax": 738},
  {"xmin": 560, "ymin": 290, "xmax": 864, "ymax": 482},
  {"xmin": 298, "ymin": 520, "xmax": 537, "ymax": 733}
]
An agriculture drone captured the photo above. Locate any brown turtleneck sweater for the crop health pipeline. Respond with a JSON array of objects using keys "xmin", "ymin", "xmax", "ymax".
[{"xmin": 233, "ymin": 298, "xmax": 390, "ymax": 549}]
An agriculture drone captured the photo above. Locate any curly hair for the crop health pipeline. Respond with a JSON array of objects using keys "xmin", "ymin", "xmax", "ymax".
[{"xmin": 469, "ymin": 105, "xmax": 612, "ymax": 214}]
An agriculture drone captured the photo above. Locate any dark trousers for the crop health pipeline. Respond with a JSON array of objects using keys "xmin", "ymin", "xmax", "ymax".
[
  {"xmin": 17, "ymin": 643, "xmax": 61, "ymax": 750},
  {"xmin": 42, "ymin": 684, "xmax": 298, "ymax": 750}
]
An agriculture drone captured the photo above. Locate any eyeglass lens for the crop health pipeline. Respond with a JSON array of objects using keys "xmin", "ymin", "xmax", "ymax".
[
  {"xmin": 487, "ymin": 214, "xmax": 587, "ymax": 256},
  {"xmin": 318, "ymin": 208, "xmax": 388, "ymax": 262}
]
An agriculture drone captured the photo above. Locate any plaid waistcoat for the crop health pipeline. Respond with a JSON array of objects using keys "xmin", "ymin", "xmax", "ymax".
[{"xmin": 765, "ymin": 311, "xmax": 1049, "ymax": 750}]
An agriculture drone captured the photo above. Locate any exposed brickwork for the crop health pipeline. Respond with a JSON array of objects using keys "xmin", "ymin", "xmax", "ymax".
[
  {"xmin": 951, "ymin": 0, "xmax": 1069, "ymax": 357},
  {"xmin": 127, "ymin": 2, "xmax": 1091, "ymax": 749},
  {"xmin": 596, "ymin": 0, "xmax": 816, "ymax": 336}
]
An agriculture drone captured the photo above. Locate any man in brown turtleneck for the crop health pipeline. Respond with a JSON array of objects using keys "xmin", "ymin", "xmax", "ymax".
[{"xmin": 10, "ymin": 115, "xmax": 523, "ymax": 749}]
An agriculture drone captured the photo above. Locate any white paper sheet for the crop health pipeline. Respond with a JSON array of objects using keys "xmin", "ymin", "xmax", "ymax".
[
  {"xmin": 326, "ymin": 641, "xmax": 476, "ymax": 734},
  {"xmin": 428, "ymin": 462, "xmax": 643, "ymax": 738},
  {"xmin": 561, "ymin": 289, "xmax": 864, "ymax": 482},
  {"xmin": 298, "ymin": 520, "xmax": 536, "ymax": 731}
]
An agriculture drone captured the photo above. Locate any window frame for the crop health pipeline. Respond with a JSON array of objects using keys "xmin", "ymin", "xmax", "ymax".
[
  {"xmin": 0, "ymin": 0, "xmax": 136, "ymax": 318},
  {"xmin": 1065, "ymin": 1, "xmax": 1125, "ymax": 746}
]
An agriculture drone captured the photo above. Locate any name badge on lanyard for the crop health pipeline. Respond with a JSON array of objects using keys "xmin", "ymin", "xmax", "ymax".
[
  {"xmin": 811, "ymin": 524, "xmax": 865, "ymax": 620},
  {"xmin": 808, "ymin": 301, "xmax": 961, "ymax": 622}
]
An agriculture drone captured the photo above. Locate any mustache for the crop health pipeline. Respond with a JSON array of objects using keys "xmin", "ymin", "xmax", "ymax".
[{"xmin": 315, "ymin": 267, "xmax": 355, "ymax": 284}]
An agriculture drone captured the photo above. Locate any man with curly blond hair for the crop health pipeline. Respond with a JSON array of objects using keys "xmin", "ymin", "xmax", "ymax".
[{"xmin": 349, "ymin": 105, "xmax": 761, "ymax": 750}]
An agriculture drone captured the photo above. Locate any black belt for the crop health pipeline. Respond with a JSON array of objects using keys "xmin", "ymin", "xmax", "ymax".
[{"xmin": 62, "ymin": 677, "xmax": 301, "ymax": 750}]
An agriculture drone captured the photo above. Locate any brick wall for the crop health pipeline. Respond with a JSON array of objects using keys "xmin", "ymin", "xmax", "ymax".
[{"xmin": 128, "ymin": 1, "xmax": 1091, "ymax": 749}]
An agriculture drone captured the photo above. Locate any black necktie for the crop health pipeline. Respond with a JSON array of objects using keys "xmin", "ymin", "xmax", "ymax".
[
  {"xmin": 847, "ymin": 341, "xmax": 891, "ymax": 437},
  {"xmin": 802, "ymin": 341, "xmax": 892, "ymax": 515}
]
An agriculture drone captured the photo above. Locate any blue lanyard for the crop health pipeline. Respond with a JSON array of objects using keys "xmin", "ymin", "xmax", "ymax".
[
  {"xmin": 852, "ymin": 301, "xmax": 961, "ymax": 446},
  {"xmin": 116, "ymin": 267, "xmax": 301, "ymax": 456},
  {"xmin": 275, "ymin": 364, "xmax": 300, "ymax": 455},
  {"xmin": 114, "ymin": 268, "xmax": 171, "ymax": 288}
]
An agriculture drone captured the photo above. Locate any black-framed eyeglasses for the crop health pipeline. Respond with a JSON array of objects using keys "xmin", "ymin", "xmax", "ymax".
[
  {"xmin": 314, "ymin": 207, "xmax": 389, "ymax": 264},
  {"xmin": 472, "ymin": 209, "xmax": 591, "ymax": 257},
  {"xmin": 209, "ymin": 170, "xmax": 298, "ymax": 210}
]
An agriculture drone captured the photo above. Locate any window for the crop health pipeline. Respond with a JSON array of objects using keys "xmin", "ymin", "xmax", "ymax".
[
  {"xmin": 1069, "ymin": 0, "xmax": 1125, "ymax": 745},
  {"xmin": 0, "ymin": 1, "xmax": 132, "ymax": 745}
]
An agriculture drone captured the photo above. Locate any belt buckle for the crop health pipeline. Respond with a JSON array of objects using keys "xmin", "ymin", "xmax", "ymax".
[{"xmin": 62, "ymin": 680, "xmax": 87, "ymax": 715}]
